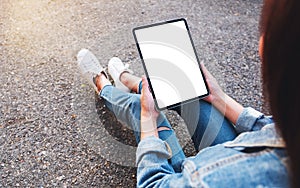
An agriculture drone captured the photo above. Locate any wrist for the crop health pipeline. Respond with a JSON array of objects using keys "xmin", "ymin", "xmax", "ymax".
[
  {"xmin": 211, "ymin": 93, "xmax": 244, "ymax": 125},
  {"xmin": 140, "ymin": 113, "xmax": 158, "ymax": 140},
  {"xmin": 211, "ymin": 92, "xmax": 228, "ymax": 114},
  {"xmin": 141, "ymin": 108, "xmax": 158, "ymax": 122},
  {"xmin": 140, "ymin": 127, "xmax": 158, "ymax": 140},
  {"xmin": 141, "ymin": 116, "xmax": 157, "ymax": 127}
]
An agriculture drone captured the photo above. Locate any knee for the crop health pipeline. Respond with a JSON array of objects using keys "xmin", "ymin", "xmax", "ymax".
[
  {"xmin": 130, "ymin": 95, "xmax": 141, "ymax": 109},
  {"xmin": 129, "ymin": 95, "xmax": 141, "ymax": 121}
]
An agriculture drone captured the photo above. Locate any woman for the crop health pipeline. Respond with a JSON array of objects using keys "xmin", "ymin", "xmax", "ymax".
[
  {"xmin": 259, "ymin": 0, "xmax": 300, "ymax": 187},
  {"xmin": 76, "ymin": 0, "xmax": 299, "ymax": 187}
]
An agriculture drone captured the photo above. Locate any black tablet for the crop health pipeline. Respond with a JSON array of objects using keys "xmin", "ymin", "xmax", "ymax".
[{"xmin": 133, "ymin": 18, "xmax": 209, "ymax": 111}]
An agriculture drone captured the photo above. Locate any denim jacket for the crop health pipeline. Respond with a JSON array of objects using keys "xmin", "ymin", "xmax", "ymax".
[{"xmin": 136, "ymin": 108, "xmax": 289, "ymax": 188}]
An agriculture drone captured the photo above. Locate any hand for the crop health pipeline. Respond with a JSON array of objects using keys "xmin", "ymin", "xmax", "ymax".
[
  {"xmin": 200, "ymin": 62, "xmax": 244, "ymax": 124},
  {"xmin": 140, "ymin": 76, "xmax": 159, "ymax": 139},
  {"xmin": 200, "ymin": 62, "xmax": 226, "ymax": 104},
  {"xmin": 141, "ymin": 76, "xmax": 159, "ymax": 119}
]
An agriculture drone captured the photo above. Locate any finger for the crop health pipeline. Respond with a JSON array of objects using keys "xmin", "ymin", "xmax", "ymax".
[
  {"xmin": 200, "ymin": 60, "xmax": 207, "ymax": 71},
  {"xmin": 200, "ymin": 62, "xmax": 213, "ymax": 78},
  {"xmin": 142, "ymin": 76, "xmax": 148, "ymax": 87},
  {"xmin": 200, "ymin": 61, "xmax": 209, "ymax": 75},
  {"xmin": 141, "ymin": 76, "xmax": 155, "ymax": 106},
  {"xmin": 141, "ymin": 76, "xmax": 150, "ymax": 95}
]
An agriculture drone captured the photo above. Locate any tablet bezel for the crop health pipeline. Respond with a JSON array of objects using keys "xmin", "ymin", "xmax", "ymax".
[{"xmin": 132, "ymin": 18, "xmax": 209, "ymax": 111}]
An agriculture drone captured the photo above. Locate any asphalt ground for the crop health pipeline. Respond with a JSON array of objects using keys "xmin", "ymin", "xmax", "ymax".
[{"xmin": 0, "ymin": 0, "xmax": 267, "ymax": 187}]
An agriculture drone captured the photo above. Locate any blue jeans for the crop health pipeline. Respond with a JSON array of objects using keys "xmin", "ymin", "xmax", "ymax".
[{"xmin": 99, "ymin": 82, "xmax": 237, "ymax": 172}]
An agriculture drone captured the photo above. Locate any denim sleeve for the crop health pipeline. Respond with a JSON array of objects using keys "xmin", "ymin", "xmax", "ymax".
[
  {"xmin": 235, "ymin": 107, "xmax": 274, "ymax": 134},
  {"xmin": 136, "ymin": 136, "xmax": 177, "ymax": 187}
]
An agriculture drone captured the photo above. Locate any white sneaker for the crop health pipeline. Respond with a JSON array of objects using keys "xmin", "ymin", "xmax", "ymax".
[
  {"xmin": 108, "ymin": 57, "xmax": 133, "ymax": 93},
  {"xmin": 76, "ymin": 48, "xmax": 108, "ymax": 92}
]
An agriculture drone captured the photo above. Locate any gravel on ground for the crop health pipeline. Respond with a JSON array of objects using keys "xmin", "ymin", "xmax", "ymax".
[{"xmin": 0, "ymin": 0, "xmax": 266, "ymax": 187}]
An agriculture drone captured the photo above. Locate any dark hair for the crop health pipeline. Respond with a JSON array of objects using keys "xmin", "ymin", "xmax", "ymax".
[{"xmin": 259, "ymin": 0, "xmax": 300, "ymax": 187}]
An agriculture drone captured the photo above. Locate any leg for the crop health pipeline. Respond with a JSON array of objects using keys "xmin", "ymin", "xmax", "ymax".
[
  {"xmin": 96, "ymin": 74, "xmax": 185, "ymax": 172},
  {"xmin": 173, "ymin": 100, "xmax": 237, "ymax": 152},
  {"xmin": 136, "ymin": 80, "xmax": 237, "ymax": 151}
]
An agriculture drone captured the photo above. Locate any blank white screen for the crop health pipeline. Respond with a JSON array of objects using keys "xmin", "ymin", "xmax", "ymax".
[{"xmin": 134, "ymin": 20, "xmax": 208, "ymax": 109}]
